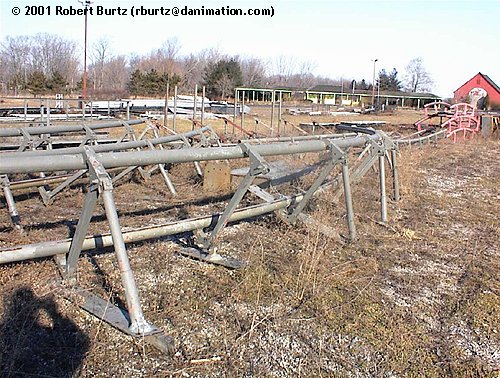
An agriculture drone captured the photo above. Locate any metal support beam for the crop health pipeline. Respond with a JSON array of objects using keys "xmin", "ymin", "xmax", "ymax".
[
  {"xmin": 379, "ymin": 154, "xmax": 388, "ymax": 223},
  {"xmin": 1, "ymin": 175, "xmax": 22, "ymax": 230},
  {"xmin": 146, "ymin": 139, "xmax": 176, "ymax": 195},
  {"xmin": 391, "ymin": 149, "xmax": 400, "ymax": 202},
  {"xmin": 341, "ymin": 161, "xmax": 356, "ymax": 240},
  {"xmin": 182, "ymin": 143, "xmax": 269, "ymax": 268},
  {"xmin": 39, "ymin": 169, "xmax": 87, "ymax": 205},
  {"xmin": 73, "ymin": 147, "xmax": 156, "ymax": 335},
  {"xmin": 287, "ymin": 142, "xmax": 346, "ymax": 224},
  {"xmin": 1, "ymin": 134, "xmax": 383, "ymax": 176}
]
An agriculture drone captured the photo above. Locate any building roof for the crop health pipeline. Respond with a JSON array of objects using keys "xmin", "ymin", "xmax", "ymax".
[
  {"xmin": 454, "ymin": 72, "xmax": 500, "ymax": 95},
  {"xmin": 483, "ymin": 74, "xmax": 500, "ymax": 94},
  {"xmin": 306, "ymin": 84, "xmax": 439, "ymax": 99}
]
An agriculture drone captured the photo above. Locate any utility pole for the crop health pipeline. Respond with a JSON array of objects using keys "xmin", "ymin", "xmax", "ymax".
[
  {"xmin": 371, "ymin": 59, "xmax": 378, "ymax": 107},
  {"xmin": 79, "ymin": 0, "xmax": 93, "ymax": 100}
]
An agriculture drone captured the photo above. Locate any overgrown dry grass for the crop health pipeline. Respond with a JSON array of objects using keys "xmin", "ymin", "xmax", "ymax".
[{"xmin": 0, "ymin": 128, "xmax": 498, "ymax": 377}]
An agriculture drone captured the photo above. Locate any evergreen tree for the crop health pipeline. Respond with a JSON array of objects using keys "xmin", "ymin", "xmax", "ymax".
[
  {"xmin": 26, "ymin": 71, "xmax": 47, "ymax": 96},
  {"xmin": 204, "ymin": 58, "xmax": 243, "ymax": 99},
  {"xmin": 144, "ymin": 69, "xmax": 161, "ymax": 95},
  {"xmin": 358, "ymin": 79, "xmax": 368, "ymax": 90},
  {"xmin": 47, "ymin": 71, "xmax": 67, "ymax": 93},
  {"xmin": 378, "ymin": 68, "xmax": 401, "ymax": 91},
  {"xmin": 128, "ymin": 69, "xmax": 144, "ymax": 97}
]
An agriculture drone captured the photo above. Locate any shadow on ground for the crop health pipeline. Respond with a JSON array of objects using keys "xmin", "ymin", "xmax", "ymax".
[{"xmin": 0, "ymin": 287, "xmax": 90, "ymax": 378}]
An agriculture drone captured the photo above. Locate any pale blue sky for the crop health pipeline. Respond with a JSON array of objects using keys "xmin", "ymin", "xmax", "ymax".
[{"xmin": 1, "ymin": 0, "xmax": 499, "ymax": 97}]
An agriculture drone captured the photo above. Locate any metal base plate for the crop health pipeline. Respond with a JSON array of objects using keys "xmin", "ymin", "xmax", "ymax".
[
  {"xmin": 62, "ymin": 287, "xmax": 175, "ymax": 354},
  {"xmin": 179, "ymin": 247, "xmax": 245, "ymax": 269}
]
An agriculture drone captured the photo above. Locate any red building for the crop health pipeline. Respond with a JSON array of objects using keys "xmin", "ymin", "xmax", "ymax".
[{"xmin": 454, "ymin": 72, "xmax": 500, "ymax": 109}]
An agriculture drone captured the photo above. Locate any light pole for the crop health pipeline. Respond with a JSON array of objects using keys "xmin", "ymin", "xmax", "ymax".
[
  {"xmin": 79, "ymin": 0, "xmax": 92, "ymax": 100},
  {"xmin": 371, "ymin": 58, "xmax": 378, "ymax": 107}
]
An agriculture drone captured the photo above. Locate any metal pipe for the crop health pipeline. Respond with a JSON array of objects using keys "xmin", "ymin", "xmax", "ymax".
[
  {"xmin": 341, "ymin": 162, "xmax": 356, "ymax": 240},
  {"xmin": 379, "ymin": 155, "xmax": 387, "ymax": 222},
  {"xmin": 0, "ymin": 119, "xmax": 145, "ymax": 138},
  {"xmin": 5, "ymin": 127, "xmax": 210, "ymax": 158},
  {"xmin": 201, "ymin": 86, "xmax": 205, "ymax": 125},
  {"xmin": 271, "ymin": 90, "xmax": 275, "ymax": 136},
  {"xmin": 233, "ymin": 89, "xmax": 237, "ymax": 125},
  {"xmin": 240, "ymin": 132, "xmax": 358, "ymax": 144},
  {"xmin": 394, "ymin": 129, "xmax": 446, "ymax": 145},
  {"xmin": 0, "ymin": 134, "xmax": 382, "ymax": 175},
  {"xmin": 391, "ymin": 149, "xmax": 400, "ymax": 202},
  {"xmin": 193, "ymin": 84, "xmax": 198, "ymax": 128},
  {"xmin": 173, "ymin": 85, "xmax": 177, "ymax": 132},
  {"xmin": 164, "ymin": 83, "xmax": 169, "ymax": 128},
  {"xmin": 278, "ymin": 91, "xmax": 282, "ymax": 135},
  {"xmin": 102, "ymin": 189, "xmax": 155, "ymax": 334},
  {"xmin": 2, "ymin": 180, "xmax": 21, "ymax": 228},
  {"xmin": 0, "ymin": 196, "xmax": 297, "ymax": 264},
  {"xmin": 241, "ymin": 91, "xmax": 245, "ymax": 133}
]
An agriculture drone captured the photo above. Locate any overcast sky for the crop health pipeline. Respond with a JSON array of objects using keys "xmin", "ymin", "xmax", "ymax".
[{"xmin": 1, "ymin": 0, "xmax": 499, "ymax": 97}]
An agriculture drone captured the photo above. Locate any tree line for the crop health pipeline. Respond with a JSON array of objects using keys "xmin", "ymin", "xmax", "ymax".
[{"xmin": 0, "ymin": 34, "xmax": 434, "ymax": 98}]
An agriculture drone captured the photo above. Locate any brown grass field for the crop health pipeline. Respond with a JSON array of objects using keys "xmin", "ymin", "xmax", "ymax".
[{"xmin": 0, "ymin": 108, "xmax": 499, "ymax": 377}]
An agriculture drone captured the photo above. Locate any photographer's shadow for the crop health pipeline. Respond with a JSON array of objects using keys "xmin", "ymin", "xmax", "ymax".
[{"xmin": 0, "ymin": 287, "xmax": 90, "ymax": 377}]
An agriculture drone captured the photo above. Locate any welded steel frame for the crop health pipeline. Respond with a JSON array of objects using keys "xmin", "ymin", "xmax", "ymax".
[
  {"xmin": 1, "ymin": 127, "xmax": 216, "ymax": 225},
  {"xmin": 0, "ymin": 130, "xmax": 394, "ymax": 353}
]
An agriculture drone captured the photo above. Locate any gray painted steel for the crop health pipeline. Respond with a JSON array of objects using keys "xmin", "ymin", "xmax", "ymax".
[
  {"xmin": 0, "ymin": 119, "xmax": 145, "ymax": 137},
  {"xmin": 4, "ymin": 127, "xmax": 210, "ymax": 157},
  {"xmin": 0, "ymin": 198, "xmax": 296, "ymax": 264},
  {"xmin": 0, "ymin": 134, "xmax": 381, "ymax": 174}
]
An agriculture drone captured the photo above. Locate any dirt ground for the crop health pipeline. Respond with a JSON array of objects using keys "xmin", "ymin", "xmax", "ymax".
[{"xmin": 0, "ymin": 109, "xmax": 499, "ymax": 377}]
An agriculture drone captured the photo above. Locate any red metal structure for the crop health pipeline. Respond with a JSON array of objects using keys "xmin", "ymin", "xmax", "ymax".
[{"xmin": 414, "ymin": 101, "xmax": 480, "ymax": 142}]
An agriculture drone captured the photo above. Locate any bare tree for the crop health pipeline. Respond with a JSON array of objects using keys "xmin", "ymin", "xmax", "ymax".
[
  {"xmin": 0, "ymin": 34, "xmax": 78, "ymax": 94},
  {"xmin": 0, "ymin": 36, "xmax": 31, "ymax": 94},
  {"xmin": 403, "ymin": 57, "xmax": 434, "ymax": 93},
  {"xmin": 90, "ymin": 37, "xmax": 111, "ymax": 90},
  {"xmin": 270, "ymin": 55, "xmax": 297, "ymax": 86},
  {"xmin": 30, "ymin": 34, "xmax": 79, "ymax": 80},
  {"xmin": 103, "ymin": 55, "xmax": 128, "ymax": 91},
  {"xmin": 240, "ymin": 57, "xmax": 266, "ymax": 87},
  {"xmin": 296, "ymin": 60, "xmax": 317, "ymax": 88},
  {"xmin": 180, "ymin": 47, "xmax": 223, "ymax": 92},
  {"xmin": 130, "ymin": 38, "xmax": 183, "ymax": 79}
]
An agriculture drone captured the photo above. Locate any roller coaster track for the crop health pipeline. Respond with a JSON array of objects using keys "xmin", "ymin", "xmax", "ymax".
[
  {"xmin": 0, "ymin": 115, "xmax": 471, "ymax": 355},
  {"xmin": 414, "ymin": 101, "xmax": 481, "ymax": 142}
]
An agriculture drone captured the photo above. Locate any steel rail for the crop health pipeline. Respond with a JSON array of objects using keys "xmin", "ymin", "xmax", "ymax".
[
  {"xmin": 394, "ymin": 129, "xmax": 446, "ymax": 145},
  {"xmin": 0, "ymin": 196, "xmax": 299, "ymax": 264},
  {"xmin": 0, "ymin": 134, "xmax": 381, "ymax": 174},
  {"xmin": 3, "ymin": 127, "xmax": 211, "ymax": 158},
  {"xmin": 239, "ymin": 132, "xmax": 358, "ymax": 144},
  {"xmin": 0, "ymin": 119, "xmax": 145, "ymax": 137}
]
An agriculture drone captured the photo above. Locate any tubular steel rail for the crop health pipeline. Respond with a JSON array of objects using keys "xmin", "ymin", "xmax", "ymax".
[
  {"xmin": 0, "ymin": 125, "xmax": 217, "ymax": 224},
  {"xmin": 0, "ymin": 127, "xmax": 399, "ymax": 354},
  {"xmin": 0, "ymin": 119, "xmax": 146, "ymax": 153},
  {"xmin": 414, "ymin": 102, "xmax": 481, "ymax": 142}
]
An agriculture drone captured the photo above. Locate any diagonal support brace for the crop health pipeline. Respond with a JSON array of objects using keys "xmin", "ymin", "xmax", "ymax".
[
  {"xmin": 181, "ymin": 143, "xmax": 269, "ymax": 268},
  {"xmin": 286, "ymin": 141, "xmax": 346, "ymax": 224},
  {"xmin": 197, "ymin": 143, "xmax": 269, "ymax": 253},
  {"xmin": 65, "ymin": 146, "xmax": 156, "ymax": 336},
  {"xmin": 0, "ymin": 175, "xmax": 22, "ymax": 231}
]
